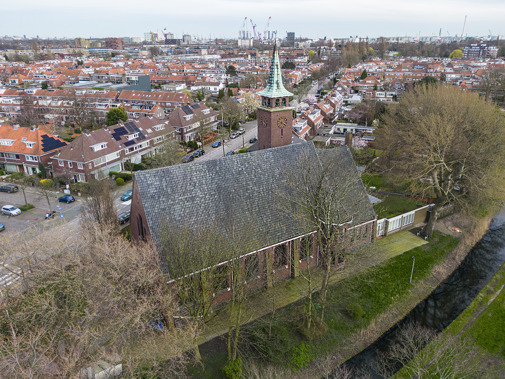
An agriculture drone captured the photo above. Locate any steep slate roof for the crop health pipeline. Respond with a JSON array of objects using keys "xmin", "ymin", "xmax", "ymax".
[{"xmin": 134, "ymin": 142, "xmax": 375, "ymax": 256}]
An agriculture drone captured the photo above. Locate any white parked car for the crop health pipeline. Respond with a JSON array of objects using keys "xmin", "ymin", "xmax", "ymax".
[
  {"xmin": 1, "ymin": 205, "xmax": 21, "ymax": 216},
  {"xmin": 230, "ymin": 132, "xmax": 239, "ymax": 139},
  {"xmin": 238, "ymin": 128, "xmax": 245, "ymax": 135}
]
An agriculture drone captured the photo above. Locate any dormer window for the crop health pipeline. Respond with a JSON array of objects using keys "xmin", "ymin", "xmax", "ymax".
[
  {"xmin": 127, "ymin": 133, "xmax": 139, "ymax": 140},
  {"xmin": 153, "ymin": 125, "xmax": 165, "ymax": 131},
  {"xmin": 91, "ymin": 143, "xmax": 108, "ymax": 152},
  {"xmin": 184, "ymin": 115, "xmax": 193, "ymax": 121},
  {"xmin": 0, "ymin": 139, "xmax": 14, "ymax": 146}
]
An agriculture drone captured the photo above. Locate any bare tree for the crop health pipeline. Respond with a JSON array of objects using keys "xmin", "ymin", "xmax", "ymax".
[
  {"xmin": 143, "ymin": 137, "xmax": 183, "ymax": 169},
  {"xmin": 160, "ymin": 223, "xmax": 228, "ymax": 363},
  {"xmin": 284, "ymin": 149, "xmax": 365, "ymax": 321},
  {"xmin": 377, "ymin": 85, "xmax": 505, "ymax": 238},
  {"xmin": 16, "ymin": 93, "xmax": 44, "ymax": 127},
  {"xmin": 0, "ymin": 225, "xmax": 194, "ymax": 377},
  {"xmin": 82, "ymin": 179, "xmax": 118, "ymax": 229}
]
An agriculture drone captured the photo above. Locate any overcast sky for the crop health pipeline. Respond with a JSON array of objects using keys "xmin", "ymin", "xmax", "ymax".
[{"xmin": 2, "ymin": 0, "xmax": 504, "ymax": 40}]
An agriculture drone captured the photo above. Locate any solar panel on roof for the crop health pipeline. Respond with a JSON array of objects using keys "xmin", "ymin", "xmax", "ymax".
[
  {"xmin": 192, "ymin": 104, "xmax": 200, "ymax": 109},
  {"xmin": 41, "ymin": 135, "xmax": 67, "ymax": 152},
  {"xmin": 181, "ymin": 105, "xmax": 193, "ymax": 115},
  {"xmin": 125, "ymin": 121, "xmax": 136, "ymax": 132},
  {"xmin": 111, "ymin": 126, "xmax": 128, "ymax": 141},
  {"xmin": 137, "ymin": 133, "xmax": 146, "ymax": 141},
  {"xmin": 124, "ymin": 140, "xmax": 135, "ymax": 147}
]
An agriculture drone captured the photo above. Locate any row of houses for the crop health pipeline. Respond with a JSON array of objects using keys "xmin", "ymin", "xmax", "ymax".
[{"xmin": 0, "ymin": 99, "xmax": 218, "ymax": 180}]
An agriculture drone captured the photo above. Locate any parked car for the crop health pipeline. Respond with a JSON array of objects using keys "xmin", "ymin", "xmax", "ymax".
[
  {"xmin": 212, "ymin": 141, "xmax": 222, "ymax": 148},
  {"xmin": 182, "ymin": 154, "xmax": 194, "ymax": 163},
  {"xmin": 118, "ymin": 211, "xmax": 131, "ymax": 225},
  {"xmin": 120, "ymin": 190, "xmax": 133, "ymax": 201},
  {"xmin": 0, "ymin": 184, "xmax": 19, "ymax": 193},
  {"xmin": 249, "ymin": 137, "xmax": 258, "ymax": 144},
  {"xmin": 1, "ymin": 205, "xmax": 21, "ymax": 216},
  {"xmin": 230, "ymin": 132, "xmax": 239, "ymax": 139},
  {"xmin": 238, "ymin": 128, "xmax": 245, "ymax": 135},
  {"xmin": 239, "ymin": 120, "xmax": 246, "ymax": 124},
  {"xmin": 58, "ymin": 195, "xmax": 75, "ymax": 203},
  {"xmin": 192, "ymin": 149, "xmax": 205, "ymax": 158},
  {"xmin": 225, "ymin": 151, "xmax": 235, "ymax": 157},
  {"xmin": 0, "ymin": 223, "xmax": 5, "ymax": 232},
  {"xmin": 217, "ymin": 120, "xmax": 229, "ymax": 128}
]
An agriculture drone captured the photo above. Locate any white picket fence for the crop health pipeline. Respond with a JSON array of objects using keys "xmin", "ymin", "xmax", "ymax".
[{"xmin": 376, "ymin": 205, "xmax": 429, "ymax": 237}]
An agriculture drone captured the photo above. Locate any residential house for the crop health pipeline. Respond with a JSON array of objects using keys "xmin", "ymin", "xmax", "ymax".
[
  {"xmin": 0, "ymin": 124, "xmax": 67, "ymax": 175},
  {"xmin": 51, "ymin": 117, "xmax": 175, "ymax": 182},
  {"xmin": 168, "ymin": 102, "xmax": 218, "ymax": 142}
]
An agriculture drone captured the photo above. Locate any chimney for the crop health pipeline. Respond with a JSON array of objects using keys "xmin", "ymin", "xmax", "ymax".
[{"xmin": 13, "ymin": 124, "xmax": 19, "ymax": 130}]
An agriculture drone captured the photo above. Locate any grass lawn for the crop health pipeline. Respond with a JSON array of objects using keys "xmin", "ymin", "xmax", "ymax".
[
  {"xmin": 374, "ymin": 196, "xmax": 426, "ymax": 219},
  {"xmin": 361, "ymin": 173, "xmax": 410, "ymax": 193},
  {"xmin": 193, "ymin": 232, "xmax": 458, "ymax": 377}
]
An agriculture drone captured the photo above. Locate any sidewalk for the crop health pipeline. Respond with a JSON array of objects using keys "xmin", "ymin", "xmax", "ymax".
[{"xmin": 199, "ymin": 230, "xmax": 427, "ymax": 343}]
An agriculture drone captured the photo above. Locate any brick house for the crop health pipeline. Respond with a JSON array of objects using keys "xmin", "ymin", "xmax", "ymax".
[
  {"xmin": 130, "ymin": 142, "xmax": 376, "ymax": 304},
  {"xmin": 168, "ymin": 102, "xmax": 218, "ymax": 142},
  {"xmin": 0, "ymin": 124, "xmax": 67, "ymax": 175},
  {"xmin": 51, "ymin": 117, "xmax": 175, "ymax": 182}
]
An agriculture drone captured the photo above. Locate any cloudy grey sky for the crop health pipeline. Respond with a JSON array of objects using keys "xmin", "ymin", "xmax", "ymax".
[{"xmin": 2, "ymin": 0, "xmax": 504, "ymax": 40}]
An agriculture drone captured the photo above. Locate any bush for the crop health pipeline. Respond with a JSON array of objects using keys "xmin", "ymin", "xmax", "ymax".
[
  {"xmin": 236, "ymin": 148, "xmax": 248, "ymax": 154},
  {"xmin": 116, "ymin": 177, "xmax": 125, "ymax": 186},
  {"xmin": 124, "ymin": 161, "xmax": 146, "ymax": 172},
  {"xmin": 223, "ymin": 357, "xmax": 242, "ymax": 379},
  {"xmin": 289, "ymin": 343, "xmax": 313, "ymax": 371},
  {"xmin": 7, "ymin": 172, "xmax": 24, "ymax": 180},
  {"xmin": 109, "ymin": 172, "xmax": 132, "ymax": 182},
  {"xmin": 347, "ymin": 302, "xmax": 364, "ymax": 320},
  {"xmin": 19, "ymin": 203, "xmax": 35, "ymax": 212}
]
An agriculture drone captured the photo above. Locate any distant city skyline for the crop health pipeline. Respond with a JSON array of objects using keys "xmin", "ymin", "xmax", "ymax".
[{"xmin": 2, "ymin": 0, "xmax": 504, "ymax": 40}]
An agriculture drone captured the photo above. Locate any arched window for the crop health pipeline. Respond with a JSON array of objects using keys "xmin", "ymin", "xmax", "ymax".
[
  {"xmin": 275, "ymin": 99, "xmax": 280, "ymax": 107},
  {"xmin": 282, "ymin": 98, "xmax": 287, "ymax": 106}
]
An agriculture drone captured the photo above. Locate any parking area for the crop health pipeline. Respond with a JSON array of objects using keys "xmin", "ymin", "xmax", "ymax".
[{"xmin": 0, "ymin": 183, "xmax": 84, "ymax": 235}]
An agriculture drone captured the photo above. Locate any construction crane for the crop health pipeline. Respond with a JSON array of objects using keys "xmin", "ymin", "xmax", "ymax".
[
  {"xmin": 263, "ymin": 16, "xmax": 271, "ymax": 41},
  {"xmin": 249, "ymin": 18, "xmax": 258, "ymax": 40},
  {"xmin": 239, "ymin": 17, "xmax": 247, "ymax": 39},
  {"xmin": 461, "ymin": 15, "xmax": 467, "ymax": 38}
]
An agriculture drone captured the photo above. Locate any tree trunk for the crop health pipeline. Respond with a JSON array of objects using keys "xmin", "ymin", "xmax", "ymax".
[
  {"xmin": 424, "ymin": 203, "xmax": 441, "ymax": 238},
  {"xmin": 232, "ymin": 304, "xmax": 242, "ymax": 361},
  {"xmin": 319, "ymin": 254, "xmax": 332, "ymax": 321}
]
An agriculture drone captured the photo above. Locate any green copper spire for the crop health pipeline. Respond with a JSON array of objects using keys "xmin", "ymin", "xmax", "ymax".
[{"xmin": 258, "ymin": 41, "xmax": 293, "ymax": 98}]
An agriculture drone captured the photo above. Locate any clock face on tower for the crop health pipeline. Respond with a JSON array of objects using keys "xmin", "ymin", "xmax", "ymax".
[
  {"xmin": 260, "ymin": 116, "xmax": 268, "ymax": 128},
  {"xmin": 277, "ymin": 116, "xmax": 288, "ymax": 128}
]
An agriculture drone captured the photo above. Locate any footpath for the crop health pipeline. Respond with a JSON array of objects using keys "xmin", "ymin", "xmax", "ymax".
[{"xmin": 200, "ymin": 230, "xmax": 428, "ymax": 344}]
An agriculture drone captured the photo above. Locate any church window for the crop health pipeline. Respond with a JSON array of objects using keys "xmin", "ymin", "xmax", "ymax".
[
  {"xmin": 267, "ymin": 98, "xmax": 271, "ymax": 107},
  {"xmin": 245, "ymin": 254, "xmax": 259, "ymax": 281},
  {"xmin": 274, "ymin": 244, "xmax": 288, "ymax": 268},
  {"xmin": 275, "ymin": 99, "xmax": 280, "ymax": 107},
  {"xmin": 282, "ymin": 98, "xmax": 287, "ymax": 106}
]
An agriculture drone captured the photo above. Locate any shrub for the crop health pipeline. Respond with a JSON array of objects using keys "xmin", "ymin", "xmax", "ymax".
[
  {"xmin": 109, "ymin": 172, "xmax": 132, "ymax": 182},
  {"xmin": 116, "ymin": 177, "xmax": 125, "ymax": 186},
  {"xmin": 236, "ymin": 148, "xmax": 248, "ymax": 154},
  {"xmin": 289, "ymin": 343, "xmax": 313, "ymax": 371},
  {"xmin": 8, "ymin": 172, "xmax": 24, "ymax": 180},
  {"xmin": 347, "ymin": 302, "xmax": 364, "ymax": 320},
  {"xmin": 223, "ymin": 357, "xmax": 242, "ymax": 379},
  {"xmin": 0, "ymin": 169, "xmax": 6, "ymax": 175},
  {"xmin": 19, "ymin": 203, "xmax": 35, "ymax": 212},
  {"xmin": 124, "ymin": 161, "xmax": 146, "ymax": 172}
]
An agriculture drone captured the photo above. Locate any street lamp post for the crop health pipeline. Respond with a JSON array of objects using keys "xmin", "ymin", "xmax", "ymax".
[{"xmin": 410, "ymin": 256, "xmax": 415, "ymax": 283}]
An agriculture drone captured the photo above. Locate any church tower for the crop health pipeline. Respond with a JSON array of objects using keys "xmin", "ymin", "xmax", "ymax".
[{"xmin": 257, "ymin": 42, "xmax": 293, "ymax": 150}]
